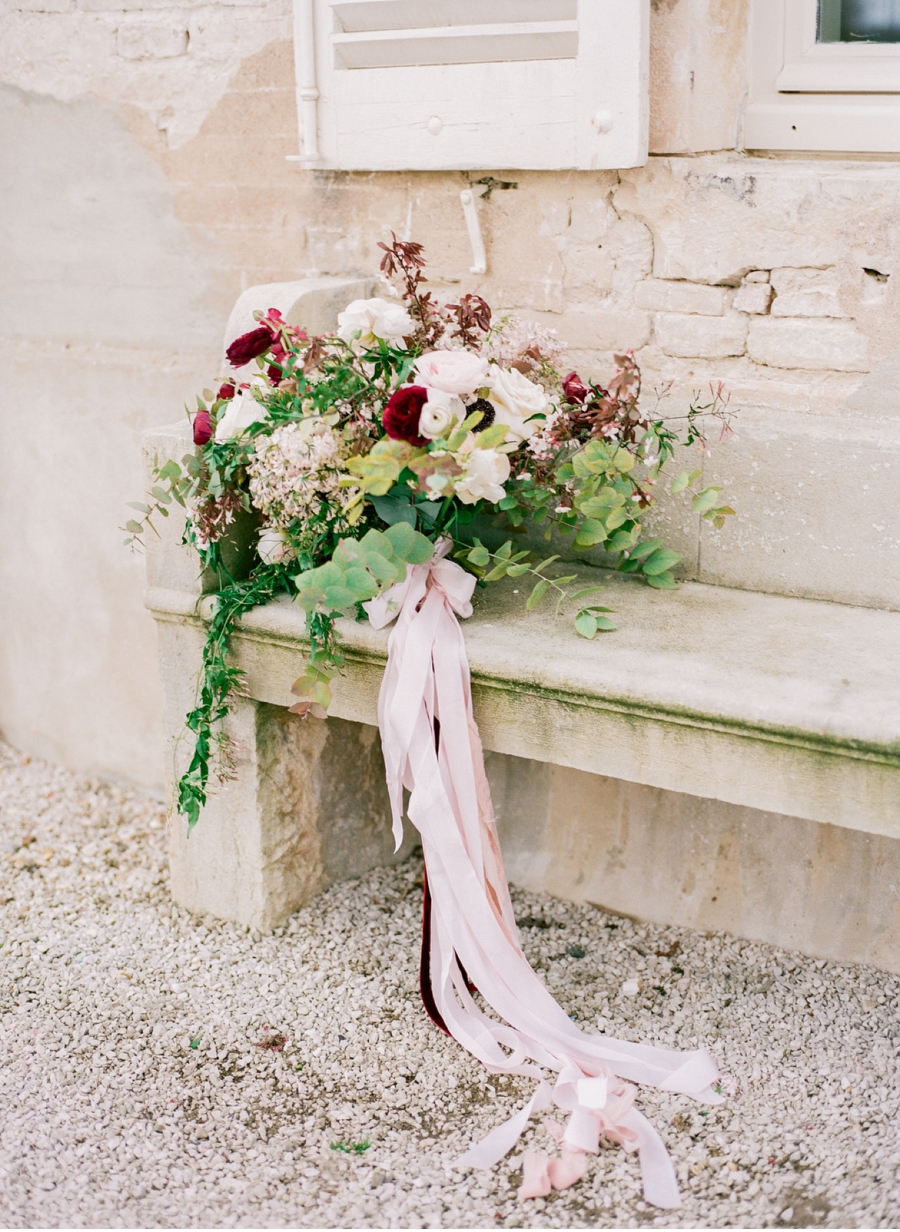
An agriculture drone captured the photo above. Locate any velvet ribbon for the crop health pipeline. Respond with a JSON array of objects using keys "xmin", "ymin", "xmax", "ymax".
[{"xmin": 364, "ymin": 540, "xmax": 722, "ymax": 1208}]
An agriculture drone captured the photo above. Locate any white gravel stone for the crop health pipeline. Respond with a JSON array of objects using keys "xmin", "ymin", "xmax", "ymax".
[{"xmin": 1, "ymin": 738, "xmax": 899, "ymax": 1228}]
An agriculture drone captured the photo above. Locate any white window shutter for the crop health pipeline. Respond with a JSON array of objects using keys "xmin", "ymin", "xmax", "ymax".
[{"xmin": 292, "ymin": 0, "xmax": 649, "ymax": 171}]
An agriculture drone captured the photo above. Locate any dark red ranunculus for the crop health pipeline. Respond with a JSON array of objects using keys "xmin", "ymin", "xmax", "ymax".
[
  {"xmin": 383, "ymin": 385, "xmax": 429, "ymax": 447},
  {"xmin": 217, "ymin": 382, "xmax": 235, "ymax": 400},
  {"xmin": 562, "ymin": 371, "xmax": 589, "ymax": 404},
  {"xmin": 193, "ymin": 409, "xmax": 213, "ymax": 445},
  {"xmin": 226, "ymin": 325, "xmax": 273, "ymax": 368}
]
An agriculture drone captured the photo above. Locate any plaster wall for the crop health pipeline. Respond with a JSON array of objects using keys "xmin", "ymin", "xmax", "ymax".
[{"xmin": 1, "ymin": 0, "xmax": 899, "ymax": 790}]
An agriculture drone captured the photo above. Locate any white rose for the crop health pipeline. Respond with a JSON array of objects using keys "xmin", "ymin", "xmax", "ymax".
[
  {"xmin": 486, "ymin": 363, "xmax": 548, "ymax": 443},
  {"xmin": 413, "ymin": 350, "xmax": 488, "ymax": 396},
  {"xmin": 257, "ymin": 527, "xmax": 290, "ymax": 565},
  {"xmin": 336, "ymin": 297, "xmax": 414, "ymax": 349},
  {"xmin": 215, "ymin": 390, "xmax": 268, "ymax": 442},
  {"xmin": 455, "ymin": 447, "xmax": 511, "ymax": 505},
  {"xmin": 419, "ymin": 387, "xmax": 465, "ymax": 440}
]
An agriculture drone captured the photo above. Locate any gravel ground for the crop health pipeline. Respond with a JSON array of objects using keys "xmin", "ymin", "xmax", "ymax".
[{"xmin": 1, "ymin": 739, "xmax": 900, "ymax": 1230}]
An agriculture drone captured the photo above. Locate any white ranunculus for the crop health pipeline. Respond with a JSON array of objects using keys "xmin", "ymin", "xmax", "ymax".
[
  {"xmin": 455, "ymin": 447, "xmax": 511, "ymax": 505},
  {"xmin": 215, "ymin": 390, "xmax": 268, "ymax": 442},
  {"xmin": 257, "ymin": 527, "xmax": 290, "ymax": 565},
  {"xmin": 419, "ymin": 387, "xmax": 464, "ymax": 440},
  {"xmin": 336, "ymin": 297, "xmax": 415, "ymax": 349},
  {"xmin": 413, "ymin": 349, "xmax": 488, "ymax": 396},
  {"xmin": 486, "ymin": 363, "xmax": 549, "ymax": 443}
]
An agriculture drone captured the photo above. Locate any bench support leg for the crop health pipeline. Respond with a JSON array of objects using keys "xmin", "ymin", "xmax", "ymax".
[{"xmin": 157, "ymin": 622, "xmax": 413, "ymax": 932}]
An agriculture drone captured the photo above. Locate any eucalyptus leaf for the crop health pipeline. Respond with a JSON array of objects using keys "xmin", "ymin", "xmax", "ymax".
[
  {"xmin": 526, "ymin": 579, "xmax": 549, "ymax": 611},
  {"xmin": 574, "ymin": 612, "xmax": 597, "ymax": 638}
]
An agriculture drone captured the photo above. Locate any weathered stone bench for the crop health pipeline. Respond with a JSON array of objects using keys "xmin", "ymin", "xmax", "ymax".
[{"xmin": 142, "ymin": 278, "xmax": 900, "ymax": 971}]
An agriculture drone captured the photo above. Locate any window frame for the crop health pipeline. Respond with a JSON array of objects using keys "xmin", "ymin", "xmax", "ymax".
[{"xmin": 743, "ymin": 0, "xmax": 900, "ymax": 153}]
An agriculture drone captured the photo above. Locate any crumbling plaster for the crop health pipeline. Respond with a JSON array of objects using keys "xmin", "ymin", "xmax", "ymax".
[{"xmin": 2, "ymin": 0, "xmax": 899, "ymax": 788}]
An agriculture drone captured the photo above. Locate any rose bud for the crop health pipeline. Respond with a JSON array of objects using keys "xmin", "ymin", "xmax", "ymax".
[
  {"xmin": 562, "ymin": 371, "xmax": 589, "ymax": 404},
  {"xmin": 193, "ymin": 408, "xmax": 213, "ymax": 445},
  {"xmin": 226, "ymin": 325, "xmax": 273, "ymax": 368},
  {"xmin": 217, "ymin": 382, "xmax": 235, "ymax": 400},
  {"xmin": 383, "ymin": 385, "xmax": 429, "ymax": 447}
]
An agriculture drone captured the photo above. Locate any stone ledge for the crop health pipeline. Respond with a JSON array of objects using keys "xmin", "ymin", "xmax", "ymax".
[{"xmin": 145, "ymin": 571, "xmax": 900, "ymax": 840}]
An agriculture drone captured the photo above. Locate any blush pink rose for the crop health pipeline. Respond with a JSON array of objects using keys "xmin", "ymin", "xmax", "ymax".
[{"xmin": 413, "ymin": 350, "xmax": 489, "ymax": 396}]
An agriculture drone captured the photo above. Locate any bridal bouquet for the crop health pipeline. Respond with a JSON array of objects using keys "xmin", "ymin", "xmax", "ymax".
[
  {"xmin": 128, "ymin": 235, "xmax": 733, "ymax": 830},
  {"xmin": 130, "ymin": 236, "xmax": 735, "ymax": 1209}
]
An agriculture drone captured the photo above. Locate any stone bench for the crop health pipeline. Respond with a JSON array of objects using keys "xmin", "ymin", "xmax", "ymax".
[
  {"xmin": 141, "ymin": 277, "xmax": 900, "ymax": 971},
  {"xmin": 144, "ymin": 423, "xmax": 900, "ymax": 966}
]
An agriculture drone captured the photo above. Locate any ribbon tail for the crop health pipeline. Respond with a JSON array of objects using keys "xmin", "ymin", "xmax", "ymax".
[
  {"xmin": 623, "ymin": 1108, "xmax": 683, "ymax": 1210},
  {"xmin": 454, "ymin": 1081, "xmax": 552, "ymax": 1171}
]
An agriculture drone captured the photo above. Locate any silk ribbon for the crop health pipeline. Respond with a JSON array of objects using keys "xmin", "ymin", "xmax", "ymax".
[{"xmin": 364, "ymin": 539, "xmax": 722, "ymax": 1208}]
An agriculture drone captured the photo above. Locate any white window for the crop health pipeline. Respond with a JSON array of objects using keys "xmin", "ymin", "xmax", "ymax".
[
  {"xmin": 291, "ymin": 0, "xmax": 649, "ymax": 171},
  {"xmin": 745, "ymin": 0, "xmax": 900, "ymax": 152}
]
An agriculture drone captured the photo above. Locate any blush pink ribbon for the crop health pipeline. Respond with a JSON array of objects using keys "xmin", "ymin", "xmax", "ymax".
[{"xmin": 364, "ymin": 539, "xmax": 723, "ymax": 1209}]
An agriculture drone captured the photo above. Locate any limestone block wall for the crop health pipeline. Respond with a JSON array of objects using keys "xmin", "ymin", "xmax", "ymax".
[{"xmin": 1, "ymin": 0, "xmax": 898, "ymax": 787}]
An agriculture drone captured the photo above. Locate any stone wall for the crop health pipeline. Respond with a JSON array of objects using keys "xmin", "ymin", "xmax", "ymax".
[{"xmin": 1, "ymin": 0, "xmax": 898, "ymax": 787}]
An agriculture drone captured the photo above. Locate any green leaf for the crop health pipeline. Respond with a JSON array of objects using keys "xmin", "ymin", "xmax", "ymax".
[
  {"xmin": 474, "ymin": 422, "xmax": 510, "ymax": 450},
  {"xmin": 383, "ymin": 521, "xmax": 416, "ymax": 557},
  {"xmin": 574, "ymin": 612, "xmax": 597, "ymax": 638},
  {"xmin": 506, "ymin": 563, "xmax": 532, "ymax": 577},
  {"xmin": 646, "ymin": 571, "xmax": 679, "ymax": 589},
  {"xmin": 416, "ymin": 500, "xmax": 442, "ymax": 525},
  {"xmin": 364, "ymin": 550, "xmax": 401, "ymax": 585},
  {"xmin": 692, "ymin": 486, "xmax": 723, "ymax": 514},
  {"xmin": 370, "ymin": 494, "xmax": 415, "ymax": 526},
  {"xmin": 591, "ymin": 614, "xmax": 617, "ymax": 631},
  {"xmin": 483, "ymin": 561, "xmax": 510, "ymax": 582},
  {"xmin": 526, "ymin": 579, "xmax": 549, "ymax": 611},
  {"xmin": 533, "ymin": 555, "xmax": 560, "ymax": 574},
  {"xmin": 573, "ymin": 519, "xmax": 607, "ymax": 549},
  {"xmin": 125, "ymin": 520, "xmax": 144, "ymax": 533},
  {"xmin": 404, "ymin": 533, "xmax": 437, "ymax": 566},
  {"xmin": 467, "ymin": 545, "xmax": 491, "ymax": 567},
  {"xmin": 126, "ymin": 502, "xmax": 152, "ymax": 514},
  {"xmin": 641, "ymin": 547, "xmax": 682, "ymax": 576},
  {"xmin": 568, "ymin": 585, "xmax": 607, "ymax": 602},
  {"xmin": 358, "ymin": 527, "xmax": 394, "ymax": 557},
  {"xmin": 342, "ymin": 567, "xmax": 379, "ymax": 601},
  {"xmin": 498, "ymin": 495, "xmax": 518, "ymax": 511},
  {"xmin": 317, "ymin": 583, "xmax": 357, "ymax": 608},
  {"xmin": 578, "ymin": 491, "xmax": 625, "ymax": 518},
  {"xmin": 606, "ymin": 525, "xmax": 641, "ymax": 553},
  {"xmin": 670, "ymin": 470, "xmax": 691, "ymax": 494},
  {"xmin": 628, "ymin": 538, "xmax": 663, "ymax": 562}
]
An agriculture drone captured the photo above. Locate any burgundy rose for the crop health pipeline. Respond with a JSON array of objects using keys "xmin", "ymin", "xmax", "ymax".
[
  {"xmin": 383, "ymin": 385, "xmax": 429, "ymax": 446},
  {"xmin": 193, "ymin": 408, "xmax": 213, "ymax": 445},
  {"xmin": 562, "ymin": 371, "xmax": 589, "ymax": 404},
  {"xmin": 217, "ymin": 382, "xmax": 235, "ymax": 400},
  {"xmin": 226, "ymin": 325, "xmax": 273, "ymax": 368}
]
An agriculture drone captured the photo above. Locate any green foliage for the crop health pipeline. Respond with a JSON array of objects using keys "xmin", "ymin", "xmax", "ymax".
[
  {"xmin": 456, "ymin": 539, "xmax": 617, "ymax": 639},
  {"xmin": 175, "ymin": 562, "xmax": 297, "ymax": 831},
  {"xmin": 294, "ymin": 524, "xmax": 435, "ymax": 615},
  {"xmin": 330, "ymin": 1139, "xmax": 371, "ymax": 1154}
]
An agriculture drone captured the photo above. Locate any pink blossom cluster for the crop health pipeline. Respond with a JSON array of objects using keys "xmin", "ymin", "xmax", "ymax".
[
  {"xmin": 248, "ymin": 421, "xmax": 355, "ymax": 536},
  {"xmin": 486, "ymin": 317, "xmax": 567, "ymax": 373}
]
